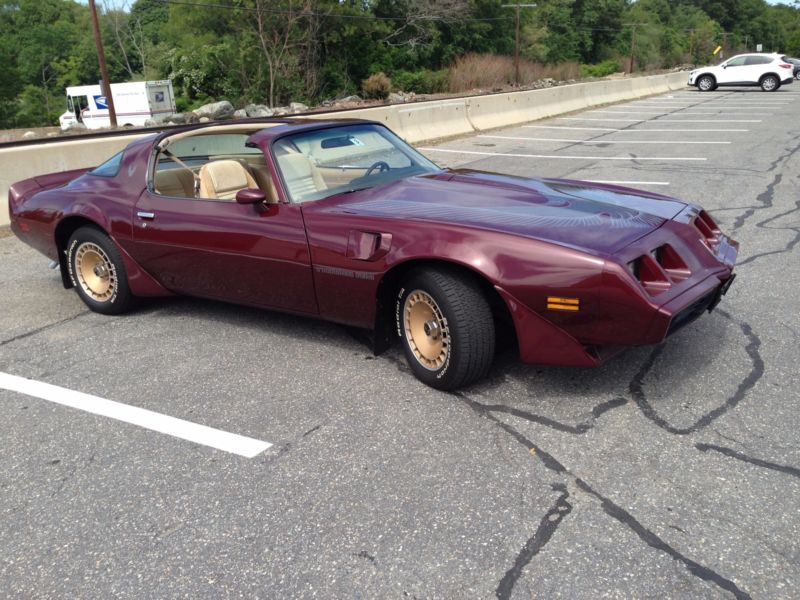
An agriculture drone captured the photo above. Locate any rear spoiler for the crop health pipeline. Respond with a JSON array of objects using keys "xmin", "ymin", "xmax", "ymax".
[{"xmin": 8, "ymin": 167, "xmax": 90, "ymax": 205}]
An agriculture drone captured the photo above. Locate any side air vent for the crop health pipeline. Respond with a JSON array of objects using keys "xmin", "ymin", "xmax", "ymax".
[
  {"xmin": 653, "ymin": 244, "xmax": 690, "ymax": 282},
  {"xmin": 628, "ymin": 244, "xmax": 692, "ymax": 295},
  {"xmin": 693, "ymin": 210, "xmax": 721, "ymax": 249},
  {"xmin": 628, "ymin": 254, "xmax": 671, "ymax": 295}
]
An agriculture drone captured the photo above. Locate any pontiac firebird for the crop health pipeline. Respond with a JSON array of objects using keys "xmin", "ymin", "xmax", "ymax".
[{"xmin": 8, "ymin": 119, "xmax": 738, "ymax": 390}]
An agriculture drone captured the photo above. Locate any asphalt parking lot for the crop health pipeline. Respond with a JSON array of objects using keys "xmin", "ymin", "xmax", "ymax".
[{"xmin": 2, "ymin": 85, "xmax": 799, "ymax": 599}]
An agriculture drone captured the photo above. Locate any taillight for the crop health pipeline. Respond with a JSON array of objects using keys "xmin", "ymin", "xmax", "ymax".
[{"xmin": 780, "ymin": 63, "xmax": 793, "ymax": 69}]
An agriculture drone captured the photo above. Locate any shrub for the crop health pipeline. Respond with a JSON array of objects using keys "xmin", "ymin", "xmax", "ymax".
[
  {"xmin": 421, "ymin": 69, "xmax": 449, "ymax": 94},
  {"xmin": 361, "ymin": 72, "xmax": 392, "ymax": 100},
  {"xmin": 392, "ymin": 69, "xmax": 449, "ymax": 94},
  {"xmin": 580, "ymin": 60, "xmax": 622, "ymax": 78},
  {"xmin": 447, "ymin": 54, "xmax": 580, "ymax": 93}
]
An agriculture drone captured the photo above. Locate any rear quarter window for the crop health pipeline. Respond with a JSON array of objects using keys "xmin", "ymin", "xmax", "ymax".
[{"xmin": 89, "ymin": 151, "xmax": 124, "ymax": 177}]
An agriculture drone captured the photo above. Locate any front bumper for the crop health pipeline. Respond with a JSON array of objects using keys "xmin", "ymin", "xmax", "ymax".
[{"xmin": 662, "ymin": 274, "xmax": 735, "ymax": 338}]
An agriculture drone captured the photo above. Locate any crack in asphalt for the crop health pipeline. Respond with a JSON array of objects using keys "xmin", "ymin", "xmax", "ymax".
[
  {"xmin": 573, "ymin": 478, "xmax": 751, "ymax": 600},
  {"xmin": 454, "ymin": 392, "xmax": 751, "ymax": 599},
  {"xmin": 732, "ymin": 137, "xmax": 800, "ymax": 231},
  {"xmin": 495, "ymin": 483, "xmax": 572, "ymax": 600},
  {"xmin": 0, "ymin": 311, "xmax": 90, "ymax": 348},
  {"xmin": 629, "ymin": 311, "xmax": 763, "ymax": 435},
  {"xmin": 696, "ymin": 443, "xmax": 800, "ymax": 480},
  {"xmin": 470, "ymin": 396, "xmax": 627, "ymax": 435},
  {"xmin": 353, "ymin": 550, "xmax": 377, "ymax": 563},
  {"xmin": 737, "ymin": 192, "xmax": 800, "ymax": 267}
]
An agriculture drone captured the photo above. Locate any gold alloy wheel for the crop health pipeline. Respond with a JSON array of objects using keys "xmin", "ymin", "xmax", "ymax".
[
  {"xmin": 75, "ymin": 242, "xmax": 116, "ymax": 302},
  {"xmin": 403, "ymin": 289, "xmax": 449, "ymax": 371}
]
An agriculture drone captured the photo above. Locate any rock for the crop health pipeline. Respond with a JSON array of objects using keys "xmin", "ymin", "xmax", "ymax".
[
  {"xmin": 145, "ymin": 112, "xmax": 192, "ymax": 126},
  {"xmin": 193, "ymin": 100, "xmax": 235, "ymax": 120},
  {"xmin": 321, "ymin": 99, "xmax": 334, "ymax": 107},
  {"xmin": 388, "ymin": 92, "xmax": 408, "ymax": 103},
  {"xmin": 272, "ymin": 106, "xmax": 290, "ymax": 116},
  {"xmin": 338, "ymin": 94, "xmax": 361, "ymax": 103},
  {"xmin": 164, "ymin": 112, "xmax": 189, "ymax": 125},
  {"xmin": 233, "ymin": 109, "xmax": 248, "ymax": 119},
  {"xmin": 199, "ymin": 116, "xmax": 210, "ymax": 123},
  {"xmin": 22, "ymin": 131, "xmax": 37, "ymax": 139},
  {"xmin": 289, "ymin": 102, "xmax": 308, "ymax": 113},
  {"xmin": 244, "ymin": 104, "xmax": 274, "ymax": 118}
]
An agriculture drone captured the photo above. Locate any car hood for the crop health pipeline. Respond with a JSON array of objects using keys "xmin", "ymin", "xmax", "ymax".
[{"xmin": 324, "ymin": 169, "xmax": 688, "ymax": 254}]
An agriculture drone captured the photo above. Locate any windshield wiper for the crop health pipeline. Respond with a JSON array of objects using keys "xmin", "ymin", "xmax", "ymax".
[{"xmin": 340, "ymin": 184, "xmax": 373, "ymax": 195}]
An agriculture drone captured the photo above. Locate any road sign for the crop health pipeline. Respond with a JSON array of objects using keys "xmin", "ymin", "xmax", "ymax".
[{"xmin": 713, "ymin": 45, "xmax": 722, "ymax": 55}]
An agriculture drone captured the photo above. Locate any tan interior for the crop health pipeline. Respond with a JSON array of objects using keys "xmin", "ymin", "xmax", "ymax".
[
  {"xmin": 154, "ymin": 168, "xmax": 195, "ymax": 197},
  {"xmin": 278, "ymin": 153, "xmax": 327, "ymax": 200},
  {"xmin": 315, "ymin": 165, "xmax": 368, "ymax": 188},
  {"xmin": 198, "ymin": 160, "xmax": 258, "ymax": 200}
]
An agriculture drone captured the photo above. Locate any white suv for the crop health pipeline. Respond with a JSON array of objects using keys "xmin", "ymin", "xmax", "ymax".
[{"xmin": 688, "ymin": 53, "xmax": 794, "ymax": 92}]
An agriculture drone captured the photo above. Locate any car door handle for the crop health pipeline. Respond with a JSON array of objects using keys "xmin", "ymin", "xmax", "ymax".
[{"xmin": 136, "ymin": 211, "xmax": 156, "ymax": 220}]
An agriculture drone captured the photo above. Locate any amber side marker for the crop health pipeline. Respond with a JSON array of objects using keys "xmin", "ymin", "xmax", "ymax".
[{"xmin": 547, "ymin": 296, "xmax": 580, "ymax": 311}]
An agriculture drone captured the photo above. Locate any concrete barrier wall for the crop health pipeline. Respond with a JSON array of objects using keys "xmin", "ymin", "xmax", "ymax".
[
  {"xmin": 0, "ymin": 71, "xmax": 689, "ymax": 226},
  {"xmin": 1, "ymin": 135, "xmax": 151, "ymax": 225}
]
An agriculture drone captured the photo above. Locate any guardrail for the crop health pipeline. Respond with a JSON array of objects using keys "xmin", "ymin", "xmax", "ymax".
[{"xmin": 1, "ymin": 71, "xmax": 689, "ymax": 226}]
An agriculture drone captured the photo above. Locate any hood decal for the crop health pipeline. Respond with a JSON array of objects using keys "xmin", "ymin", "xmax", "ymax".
[{"xmin": 349, "ymin": 197, "xmax": 664, "ymax": 231}]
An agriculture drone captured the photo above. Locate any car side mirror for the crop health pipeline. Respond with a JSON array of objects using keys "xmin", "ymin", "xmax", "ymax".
[
  {"xmin": 721, "ymin": 64, "xmax": 727, "ymax": 69},
  {"xmin": 236, "ymin": 188, "xmax": 267, "ymax": 204}
]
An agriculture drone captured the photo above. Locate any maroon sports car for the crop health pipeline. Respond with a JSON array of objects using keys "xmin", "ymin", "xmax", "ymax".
[{"xmin": 8, "ymin": 119, "xmax": 737, "ymax": 390}]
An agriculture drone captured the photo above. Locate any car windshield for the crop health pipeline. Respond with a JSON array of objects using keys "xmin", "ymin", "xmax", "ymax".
[{"xmin": 272, "ymin": 124, "xmax": 441, "ymax": 203}]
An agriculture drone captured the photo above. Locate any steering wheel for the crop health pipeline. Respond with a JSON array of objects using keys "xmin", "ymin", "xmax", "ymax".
[{"xmin": 365, "ymin": 161, "xmax": 391, "ymax": 177}]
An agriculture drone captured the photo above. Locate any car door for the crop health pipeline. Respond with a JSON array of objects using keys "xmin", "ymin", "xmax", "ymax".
[
  {"xmin": 129, "ymin": 133, "xmax": 318, "ymax": 314},
  {"xmin": 745, "ymin": 55, "xmax": 774, "ymax": 82},
  {"xmin": 717, "ymin": 56, "xmax": 747, "ymax": 84}
]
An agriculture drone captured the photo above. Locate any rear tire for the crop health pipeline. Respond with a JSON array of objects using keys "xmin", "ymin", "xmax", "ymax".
[
  {"xmin": 67, "ymin": 226, "xmax": 135, "ymax": 315},
  {"xmin": 396, "ymin": 269, "xmax": 495, "ymax": 390},
  {"xmin": 697, "ymin": 75, "xmax": 715, "ymax": 92},
  {"xmin": 761, "ymin": 74, "xmax": 780, "ymax": 91}
]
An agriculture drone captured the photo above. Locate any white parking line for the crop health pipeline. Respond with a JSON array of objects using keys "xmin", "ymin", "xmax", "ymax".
[
  {"xmin": 639, "ymin": 99, "xmax": 787, "ymax": 103},
  {"xmin": 589, "ymin": 110, "xmax": 771, "ymax": 116},
  {"xmin": 523, "ymin": 125, "xmax": 749, "ymax": 132},
  {"xmin": 0, "ymin": 372, "xmax": 272, "ymax": 458},
  {"xmin": 557, "ymin": 117, "xmax": 646, "ymax": 122},
  {"xmin": 478, "ymin": 135, "xmax": 730, "ymax": 145},
  {"xmin": 586, "ymin": 180, "xmax": 670, "ymax": 186},
  {"xmin": 419, "ymin": 148, "xmax": 706, "ymax": 161},
  {"xmin": 558, "ymin": 118, "xmax": 761, "ymax": 123},
  {"xmin": 657, "ymin": 119, "xmax": 763, "ymax": 122}
]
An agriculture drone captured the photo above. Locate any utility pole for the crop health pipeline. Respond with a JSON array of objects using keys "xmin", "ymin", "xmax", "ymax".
[
  {"xmin": 629, "ymin": 23, "xmax": 638, "ymax": 74},
  {"xmin": 501, "ymin": 3, "xmax": 537, "ymax": 86},
  {"xmin": 88, "ymin": 0, "xmax": 117, "ymax": 128},
  {"xmin": 721, "ymin": 31, "xmax": 730, "ymax": 59}
]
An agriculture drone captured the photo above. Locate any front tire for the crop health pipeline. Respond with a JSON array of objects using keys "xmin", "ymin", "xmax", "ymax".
[
  {"xmin": 396, "ymin": 269, "xmax": 495, "ymax": 390},
  {"xmin": 67, "ymin": 226, "xmax": 135, "ymax": 315},
  {"xmin": 697, "ymin": 75, "xmax": 715, "ymax": 92},
  {"xmin": 761, "ymin": 74, "xmax": 780, "ymax": 92}
]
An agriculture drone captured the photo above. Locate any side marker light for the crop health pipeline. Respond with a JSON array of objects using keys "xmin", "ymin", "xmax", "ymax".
[{"xmin": 547, "ymin": 297, "xmax": 580, "ymax": 311}]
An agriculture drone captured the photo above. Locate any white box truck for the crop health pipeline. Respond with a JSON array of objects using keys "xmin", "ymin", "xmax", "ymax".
[{"xmin": 59, "ymin": 80, "xmax": 177, "ymax": 130}]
